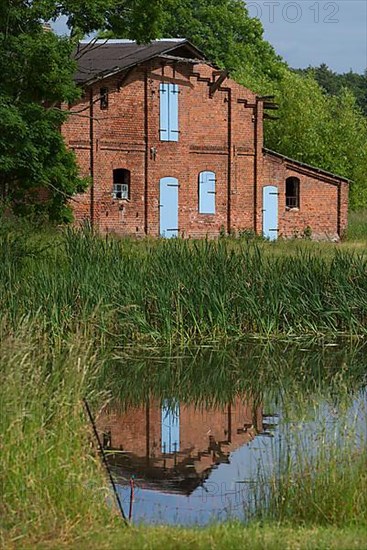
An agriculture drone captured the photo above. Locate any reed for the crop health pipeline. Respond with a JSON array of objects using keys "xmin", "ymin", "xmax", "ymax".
[
  {"xmin": 1, "ymin": 220, "xmax": 367, "ymax": 546},
  {"xmin": 1, "ymin": 222, "xmax": 367, "ymax": 344},
  {"xmin": 347, "ymin": 209, "xmax": 367, "ymax": 241},
  {"xmin": 1, "ymin": 316, "xmax": 366, "ymax": 546},
  {"xmin": 253, "ymin": 397, "xmax": 367, "ymax": 527},
  {"xmin": 0, "ymin": 316, "xmax": 116, "ymax": 547},
  {"xmin": 100, "ymin": 341, "xmax": 367, "ymax": 411}
]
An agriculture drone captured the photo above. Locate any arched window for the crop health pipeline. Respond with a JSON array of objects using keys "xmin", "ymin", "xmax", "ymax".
[
  {"xmin": 286, "ymin": 177, "xmax": 300, "ymax": 209},
  {"xmin": 198, "ymin": 171, "xmax": 216, "ymax": 214},
  {"xmin": 112, "ymin": 169, "xmax": 130, "ymax": 200}
]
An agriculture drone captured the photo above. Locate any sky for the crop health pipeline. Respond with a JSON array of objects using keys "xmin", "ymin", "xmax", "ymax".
[
  {"xmin": 251, "ymin": 0, "xmax": 367, "ymax": 73},
  {"xmin": 52, "ymin": 0, "xmax": 367, "ymax": 74}
]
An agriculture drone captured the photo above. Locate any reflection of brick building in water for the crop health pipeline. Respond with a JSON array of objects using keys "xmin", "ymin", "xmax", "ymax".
[{"xmin": 97, "ymin": 398, "xmax": 264, "ymax": 495}]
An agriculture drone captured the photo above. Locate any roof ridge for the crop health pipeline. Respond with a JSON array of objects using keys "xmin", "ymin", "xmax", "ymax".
[
  {"xmin": 79, "ymin": 38, "xmax": 186, "ymax": 44},
  {"xmin": 74, "ymin": 38, "xmax": 208, "ymax": 85},
  {"xmin": 263, "ymin": 148, "xmax": 351, "ymax": 183}
]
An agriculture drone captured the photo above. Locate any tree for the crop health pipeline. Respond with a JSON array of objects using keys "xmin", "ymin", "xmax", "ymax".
[
  {"xmin": 265, "ymin": 71, "xmax": 331, "ymax": 169},
  {"xmin": 23, "ymin": 0, "xmax": 164, "ymax": 41},
  {"xmin": 296, "ymin": 64, "xmax": 367, "ymax": 116},
  {"xmin": 328, "ymin": 90, "xmax": 367, "ymax": 209},
  {"xmin": 0, "ymin": 0, "xmax": 164, "ymax": 222},
  {"xmin": 158, "ymin": 0, "xmax": 284, "ymax": 88}
]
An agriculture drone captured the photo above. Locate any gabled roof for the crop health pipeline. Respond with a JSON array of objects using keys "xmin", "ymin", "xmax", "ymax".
[
  {"xmin": 263, "ymin": 148, "xmax": 351, "ymax": 183},
  {"xmin": 74, "ymin": 39, "xmax": 207, "ymax": 85}
]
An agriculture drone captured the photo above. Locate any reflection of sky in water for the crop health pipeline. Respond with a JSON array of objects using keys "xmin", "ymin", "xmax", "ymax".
[{"xmin": 113, "ymin": 392, "xmax": 366, "ymax": 526}]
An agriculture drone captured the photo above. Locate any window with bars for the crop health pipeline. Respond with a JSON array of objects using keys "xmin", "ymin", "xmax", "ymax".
[
  {"xmin": 286, "ymin": 177, "xmax": 300, "ymax": 209},
  {"xmin": 159, "ymin": 83, "xmax": 179, "ymax": 141},
  {"xmin": 112, "ymin": 169, "xmax": 130, "ymax": 200}
]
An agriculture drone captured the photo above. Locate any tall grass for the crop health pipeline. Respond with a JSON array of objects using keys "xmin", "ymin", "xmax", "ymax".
[
  {"xmin": 347, "ymin": 209, "xmax": 367, "ymax": 241},
  {"xmin": 0, "ymin": 317, "xmax": 116, "ymax": 547},
  {"xmin": 1, "ymin": 222, "xmax": 367, "ymax": 344},
  {"xmin": 268, "ymin": 446, "xmax": 367, "ymax": 526},
  {"xmin": 254, "ymin": 397, "xmax": 367, "ymax": 527}
]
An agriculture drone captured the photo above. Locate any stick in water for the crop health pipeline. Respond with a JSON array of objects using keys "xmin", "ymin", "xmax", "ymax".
[
  {"xmin": 129, "ymin": 476, "xmax": 135, "ymax": 522},
  {"xmin": 83, "ymin": 398, "xmax": 128, "ymax": 523}
]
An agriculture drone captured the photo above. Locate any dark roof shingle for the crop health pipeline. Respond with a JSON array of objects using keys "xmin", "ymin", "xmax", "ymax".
[{"xmin": 74, "ymin": 39, "xmax": 206, "ymax": 85}]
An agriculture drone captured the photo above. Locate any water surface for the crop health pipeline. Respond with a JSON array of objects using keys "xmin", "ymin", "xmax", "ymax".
[{"xmin": 97, "ymin": 343, "xmax": 367, "ymax": 525}]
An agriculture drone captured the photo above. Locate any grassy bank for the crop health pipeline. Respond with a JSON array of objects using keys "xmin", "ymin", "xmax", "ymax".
[
  {"xmin": 0, "ymin": 319, "xmax": 115, "ymax": 548},
  {"xmin": 1, "ymin": 222, "xmax": 367, "ymax": 344},
  {"xmin": 31, "ymin": 524, "xmax": 367, "ymax": 549},
  {"xmin": 255, "ymin": 421, "xmax": 367, "ymax": 527},
  {"xmin": 1, "ymin": 217, "xmax": 367, "ymax": 548}
]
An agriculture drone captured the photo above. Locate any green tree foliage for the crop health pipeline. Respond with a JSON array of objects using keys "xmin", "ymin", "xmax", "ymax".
[
  {"xmin": 329, "ymin": 90, "xmax": 367, "ymax": 209},
  {"xmin": 0, "ymin": 0, "xmax": 164, "ymax": 222},
  {"xmin": 296, "ymin": 64, "xmax": 367, "ymax": 116},
  {"xmin": 34, "ymin": 0, "xmax": 165, "ymax": 41},
  {"xmin": 1, "ymin": 0, "xmax": 366, "ymax": 219},
  {"xmin": 159, "ymin": 0, "xmax": 284, "ymax": 87},
  {"xmin": 0, "ymin": 7, "xmax": 82, "ymax": 222}
]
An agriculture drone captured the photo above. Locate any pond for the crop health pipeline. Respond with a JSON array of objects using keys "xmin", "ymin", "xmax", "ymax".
[{"xmin": 96, "ymin": 343, "xmax": 367, "ymax": 526}]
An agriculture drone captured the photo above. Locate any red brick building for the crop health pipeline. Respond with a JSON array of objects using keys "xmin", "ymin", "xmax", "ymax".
[{"xmin": 63, "ymin": 39, "xmax": 349, "ymax": 241}]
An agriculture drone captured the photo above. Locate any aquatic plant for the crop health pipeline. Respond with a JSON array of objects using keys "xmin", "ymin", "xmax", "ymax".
[
  {"xmin": 253, "ymin": 397, "xmax": 367, "ymax": 526},
  {"xmin": 1, "ymin": 315, "xmax": 366, "ymax": 545},
  {"xmin": 1, "ymin": 223, "xmax": 367, "ymax": 344}
]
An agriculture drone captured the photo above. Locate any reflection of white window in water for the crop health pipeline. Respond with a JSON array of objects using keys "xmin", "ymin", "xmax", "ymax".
[{"xmin": 161, "ymin": 400, "xmax": 180, "ymax": 454}]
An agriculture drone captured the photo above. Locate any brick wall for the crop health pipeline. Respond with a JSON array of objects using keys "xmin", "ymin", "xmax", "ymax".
[
  {"xmin": 262, "ymin": 152, "xmax": 349, "ymax": 240},
  {"xmin": 62, "ymin": 59, "xmax": 348, "ymax": 240}
]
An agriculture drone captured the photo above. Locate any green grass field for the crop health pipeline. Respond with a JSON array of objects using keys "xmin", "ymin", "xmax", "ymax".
[
  {"xmin": 346, "ymin": 209, "xmax": 367, "ymax": 242},
  {"xmin": 27, "ymin": 524, "xmax": 367, "ymax": 550}
]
